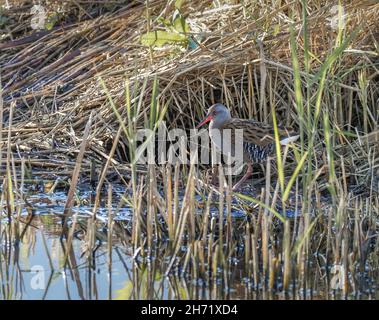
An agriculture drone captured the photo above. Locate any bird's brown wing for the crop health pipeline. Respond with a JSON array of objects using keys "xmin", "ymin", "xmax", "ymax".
[{"xmin": 222, "ymin": 118, "xmax": 295, "ymax": 147}]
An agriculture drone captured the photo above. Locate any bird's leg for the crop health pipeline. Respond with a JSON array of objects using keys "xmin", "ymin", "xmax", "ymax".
[
  {"xmin": 210, "ymin": 165, "xmax": 220, "ymax": 186},
  {"xmin": 207, "ymin": 165, "xmax": 219, "ymax": 187},
  {"xmin": 232, "ymin": 163, "xmax": 253, "ymax": 191}
]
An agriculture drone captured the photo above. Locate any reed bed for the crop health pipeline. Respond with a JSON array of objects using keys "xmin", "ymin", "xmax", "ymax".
[
  {"xmin": 1, "ymin": 0, "xmax": 379, "ymax": 299},
  {"xmin": 0, "ymin": 0, "xmax": 378, "ymax": 173}
]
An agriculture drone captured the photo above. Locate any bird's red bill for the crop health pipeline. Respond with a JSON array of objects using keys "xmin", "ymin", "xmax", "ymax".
[{"xmin": 196, "ymin": 114, "xmax": 213, "ymax": 129}]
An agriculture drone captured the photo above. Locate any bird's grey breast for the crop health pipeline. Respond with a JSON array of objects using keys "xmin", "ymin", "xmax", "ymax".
[{"xmin": 209, "ymin": 125, "xmax": 240, "ymax": 158}]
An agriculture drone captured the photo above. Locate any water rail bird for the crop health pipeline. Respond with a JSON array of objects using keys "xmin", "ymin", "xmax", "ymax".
[{"xmin": 196, "ymin": 103, "xmax": 299, "ymax": 191}]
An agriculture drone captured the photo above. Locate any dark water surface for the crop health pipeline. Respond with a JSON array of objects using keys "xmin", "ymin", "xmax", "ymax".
[{"xmin": 1, "ymin": 184, "xmax": 378, "ymax": 300}]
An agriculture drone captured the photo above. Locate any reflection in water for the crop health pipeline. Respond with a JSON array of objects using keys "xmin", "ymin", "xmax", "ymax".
[
  {"xmin": 0, "ymin": 216, "xmax": 132, "ymax": 300},
  {"xmin": 0, "ymin": 214, "xmax": 377, "ymax": 300},
  {"xmin": 1, "ymin": 182, "xmax": 379, "ymax": 300}
]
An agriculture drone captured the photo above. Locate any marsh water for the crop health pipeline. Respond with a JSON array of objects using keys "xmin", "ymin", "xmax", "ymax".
[
  {"xmin": 0, "ymin": 185, "xmax": 245, "ymax": 300},
  {"xmin": 1, "ymin": 184, "xmax": 378, "ymax": 300}
]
